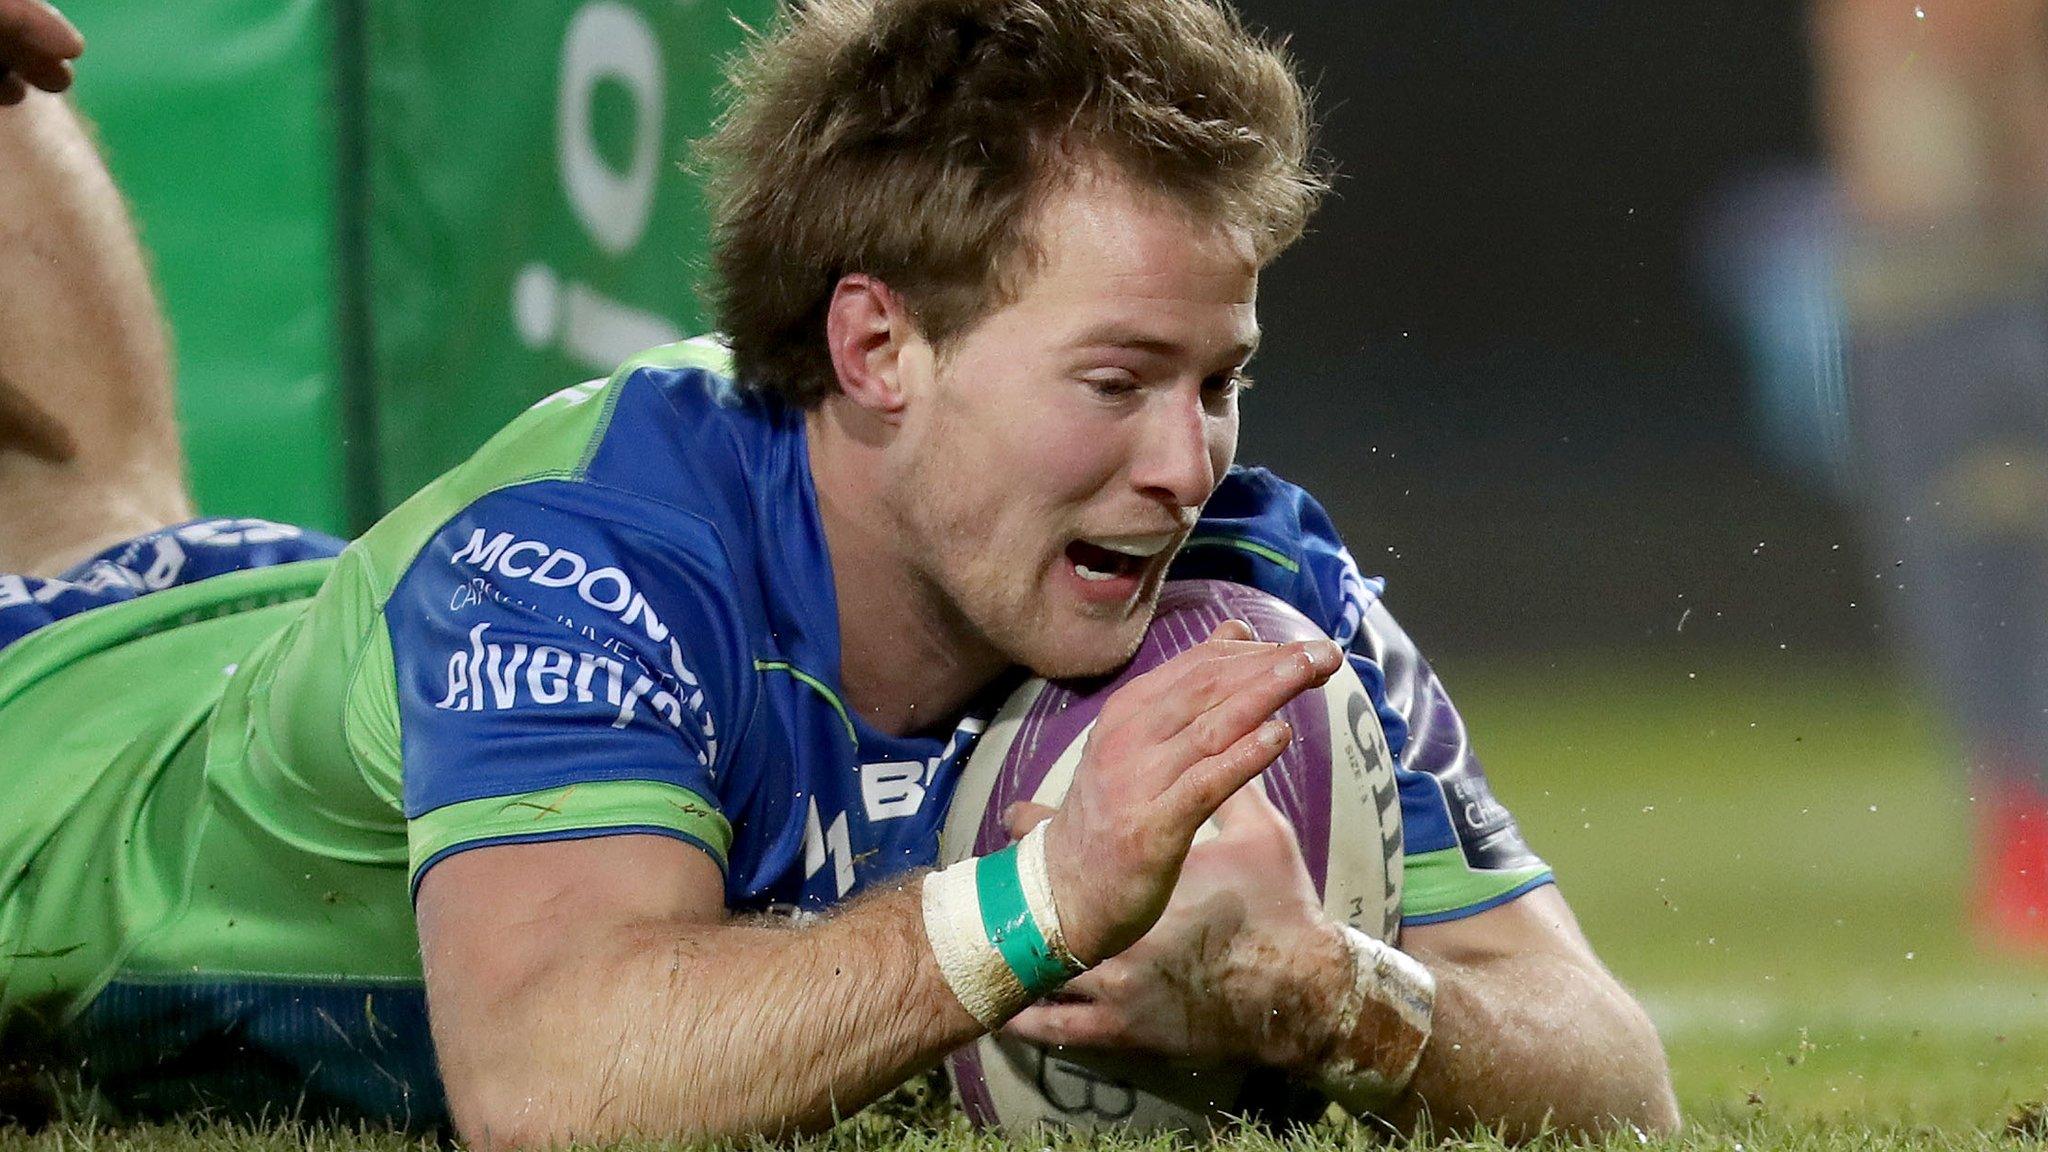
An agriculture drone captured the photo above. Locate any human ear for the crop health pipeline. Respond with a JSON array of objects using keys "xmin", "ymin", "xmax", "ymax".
[{"xmin": 823, "ymin": 273, "xmax": 917, "ymax": 416}]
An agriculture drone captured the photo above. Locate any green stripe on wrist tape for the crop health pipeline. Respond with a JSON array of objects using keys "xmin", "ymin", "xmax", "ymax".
[{"xmin": 974, "ymin": 843, "xmax": 1076, "ymax": 995}]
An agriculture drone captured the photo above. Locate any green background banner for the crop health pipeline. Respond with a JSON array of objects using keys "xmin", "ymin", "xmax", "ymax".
[
  {"xmin": 364, "ymin": 1, "xmax": 773, "ymax": 516},
  {"xmin": 67, "ymin": 0, "xmax": 775, "ymax": 537},
  {"xmin": 70, "ymin": 0, "xmax": 346, "ymax": 532}
]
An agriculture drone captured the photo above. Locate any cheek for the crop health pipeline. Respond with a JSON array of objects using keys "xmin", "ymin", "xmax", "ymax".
[
  {"xmin": 1055, "ymin": 419, "xmax": 1138, "ymax": 499},
  {"xmin": 1208, "ymin": 411, "xmax": 1239, "ymax": 481},
  {"xmin": 1001, "ymin": 403, "xmax": 1126, "ymax": 503}
]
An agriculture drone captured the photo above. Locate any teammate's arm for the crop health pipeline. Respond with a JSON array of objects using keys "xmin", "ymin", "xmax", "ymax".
[
  {"xmin": 0, "ymin": 20, "xmax": 192, "ymax": 576},
  {"xmin": 417, "ymin": 627, "xmax": 1342, "ymax": 1149}
]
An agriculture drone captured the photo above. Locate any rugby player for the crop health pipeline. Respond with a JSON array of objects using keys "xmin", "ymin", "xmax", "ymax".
[
  {"xmin": 0, "ymin": 0, "xmax": 1679, "ymax": 1142},
  {"xmin": 1812, "ymin": 0, "xmax": 2048, "ymax": 949}
]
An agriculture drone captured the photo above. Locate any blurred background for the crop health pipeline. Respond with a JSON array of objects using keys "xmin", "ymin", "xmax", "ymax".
[{"xmin": 63, "ymin": 0, "xmax": 2048, "ymax": 1128}]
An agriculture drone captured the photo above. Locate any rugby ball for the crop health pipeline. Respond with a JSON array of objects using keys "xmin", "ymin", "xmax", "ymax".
[{"xmin": 939, "ymin": 579, "xmax": 1404, "ymax": 1131}]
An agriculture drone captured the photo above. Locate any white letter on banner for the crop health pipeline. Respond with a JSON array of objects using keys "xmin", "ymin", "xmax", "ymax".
[{"xmin": 558, "ymin": 2, "xmax": 663, "ymax": 256}]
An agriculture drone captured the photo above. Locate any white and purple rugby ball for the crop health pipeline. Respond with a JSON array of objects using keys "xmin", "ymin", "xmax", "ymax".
[{"xmin": 939, "ymin": 579, "xmax": 1405, "ymax": 1132}]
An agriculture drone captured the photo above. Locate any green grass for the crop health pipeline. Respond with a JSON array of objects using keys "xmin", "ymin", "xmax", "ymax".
[
  {"xmin": 1453, "ymin": 653, "xmax": 2048, "ymax": 1133},
  {"xmin": 5, "ymin": 655, "xmax": 2045, "ymax": 1150}
]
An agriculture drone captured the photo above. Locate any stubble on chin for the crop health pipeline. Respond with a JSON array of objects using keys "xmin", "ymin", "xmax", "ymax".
[{"xmin": 1025, "ymin": 581, "xmax": 1162, "ymax": 682}]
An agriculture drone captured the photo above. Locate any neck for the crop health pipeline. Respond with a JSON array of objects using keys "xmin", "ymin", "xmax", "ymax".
[{"xmin": 805, "ymin": 401, "xmax": 1008, "ymax": 738}]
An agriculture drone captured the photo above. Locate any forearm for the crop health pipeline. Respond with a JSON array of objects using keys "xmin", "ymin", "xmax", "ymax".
[
  {"xmin": 0, "ymin": 91, "xmax": 185, "ymax": 571},
  {"xmin": 426, "ymin": 634, "xmax": 1340, "ymax": 1148},
  {"xmin": 1378, "ymin": 949, "xmax": 1679, "ymax": 1140},
  {"xmin": 0, "ymin": 88, "xmax": 171, "ymax": 412},
  {"xmin": 432, "ymin": 882, "xmax": 982, "ymax": 1148}
]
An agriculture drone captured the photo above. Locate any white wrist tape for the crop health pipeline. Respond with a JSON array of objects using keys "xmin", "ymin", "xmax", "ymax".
[
  {"xmin": 922, "ymin": 823, "xmax": 1085, "ymax": 1029},
  {"xmin": 1311, "ymin": 924, "xmax": 1436, "ymax": 1113}
]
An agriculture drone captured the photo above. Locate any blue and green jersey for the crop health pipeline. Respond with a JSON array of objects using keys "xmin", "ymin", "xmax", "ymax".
[{"xmin": 0, "ymin": 340, "xmax": 1549, "ymax": 1125}]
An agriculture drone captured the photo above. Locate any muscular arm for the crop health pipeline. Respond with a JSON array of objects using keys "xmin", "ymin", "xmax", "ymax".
[
  {"xmin": 0, "ymin": 86, "xmax": 191, "ymax": 573},
  {"xmin": 418, "ymin": 628, "xmax": 1342, "ymax": 1149},
  {"xmin": 1367, "ymin": 887, "xmax": 1678, "ymax": 1140},
  {"xmin": 418, "ymin": 835, "xmax": 981, "ymax": 1148}
]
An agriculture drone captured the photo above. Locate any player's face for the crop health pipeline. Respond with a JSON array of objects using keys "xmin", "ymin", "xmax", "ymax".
[{"xmin": 891, "ymin": 172, "xmax": 1259, "ymax": 679}]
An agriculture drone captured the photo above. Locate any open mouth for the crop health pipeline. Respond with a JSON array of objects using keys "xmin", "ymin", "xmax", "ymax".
[
  {"xmin": 1066, "ymin": 540, "xmax": 1146, "ymax": 582},
  {"xmin": 1063, "ymin": 531, "xmax": 1178, "ymax": 583}
]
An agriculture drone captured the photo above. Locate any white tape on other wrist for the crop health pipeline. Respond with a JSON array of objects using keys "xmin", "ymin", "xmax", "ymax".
[{"xmin": 1311, "ymin": 924, "xmax": 1436, "ymax": 1114}]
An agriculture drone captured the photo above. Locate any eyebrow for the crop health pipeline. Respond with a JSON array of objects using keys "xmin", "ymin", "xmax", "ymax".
[{"xmin": 1072, "ymin": 325, "xmax": 1261, "ymax": 365}]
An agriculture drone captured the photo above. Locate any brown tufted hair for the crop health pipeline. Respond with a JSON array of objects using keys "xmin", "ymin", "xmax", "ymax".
[{"xmin": 700, "ymin": 0, "xmax": 1326, "ymax": 407}]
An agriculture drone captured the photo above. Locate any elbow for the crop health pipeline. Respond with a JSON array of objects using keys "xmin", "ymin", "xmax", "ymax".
[
  {"xmin": 1556, "ymin": 1088, "xmax": 1681, "ymax": 1145},
  {"xmin": 1645, "ymin": 1095, "xmax": 1685, "ymax": 1139},
  {"xmin": 1622, "ymin": 1060, "xmax": 1683, "ymax": 1139},
  {"xmin": 1562, "ymin": 959, "xmax": 1682, "ymax": 1141},
  {"xmin": 1617, "ymin": 991, "xmax": 1683, "ymax": 1138},
  {"xmin": 1562, "ymin": 994, "xmax": 1681, "ymax": 1141},
  {"xmin": 1509, "ymin": 1083, "xmax": 1683, "ymax": 1146},
  {"xmin": 444, "ymin": 1062, "xmax": 632, "ymax": 1152},
  {"xmin": 1558, "ymin": 1089, "xmax": 1681, "ymax": 1144},
  {"xmin": 446, "ymin": 1084, "xmax": 577, "ymax": 1152},
  {"xmin": 1564, "ymin": 1027, "xmax": 1682, "ymax": 1142}
]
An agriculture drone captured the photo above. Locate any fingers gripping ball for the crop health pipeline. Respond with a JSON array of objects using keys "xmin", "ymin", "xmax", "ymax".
[{"xmin": 936, "ymin": 580, "xmax": 1406, "ymax": 1131}]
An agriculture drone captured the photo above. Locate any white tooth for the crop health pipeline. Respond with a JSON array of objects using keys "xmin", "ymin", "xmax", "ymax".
[
  {"xmin": 1073, "ymin": 561, "xmax": 1118, "ymax": 582},
  {"xmin": 1087, "ymin": 533, "xmax": 1175, "ymax": 558}
]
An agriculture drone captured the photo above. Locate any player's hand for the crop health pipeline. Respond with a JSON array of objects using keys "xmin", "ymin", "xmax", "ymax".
[
  {"xmin": 1039, "ymin": 620, "xmax": 1341, "ymax": 966},
  {"xmin": 1004, "ymin": 781, "xmax": 1354, "ymax": 1070},
  {"xmin": 0, "ymin": 0, "xmax": 83, "ymax": 105}
]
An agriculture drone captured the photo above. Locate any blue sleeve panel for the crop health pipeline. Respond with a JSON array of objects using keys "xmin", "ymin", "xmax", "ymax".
[{"xmin": 384, "ymin": 480, "xmax": 754, "ymax": 823}]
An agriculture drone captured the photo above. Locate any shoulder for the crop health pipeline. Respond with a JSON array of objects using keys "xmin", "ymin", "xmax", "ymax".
[
  {"xmin": 578, "ymin": 338, "xmax": 801, "ymax": 519},
  {"xmin": 346, "ymin": 341, "xmax": 794, "ymax": 784},
  {"xmin": 350, "ymin": 338, "xmax": 787, "ymax": 604}
]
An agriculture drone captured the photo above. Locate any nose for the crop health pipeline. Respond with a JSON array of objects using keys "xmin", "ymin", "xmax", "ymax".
[{"xmin": 1131, "ymin": 386, "xmax": 1227, "ymax": 509}]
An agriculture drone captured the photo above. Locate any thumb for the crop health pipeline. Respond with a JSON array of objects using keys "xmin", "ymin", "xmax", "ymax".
[{"xmin": 1002, "ymin": 800, "xmax": 1057, "ymax": 842}]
